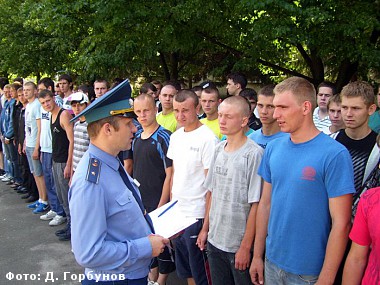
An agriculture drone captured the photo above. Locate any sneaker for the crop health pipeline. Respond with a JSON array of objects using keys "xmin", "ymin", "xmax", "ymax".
[
  {"xmin": 49, "ymin": 215, "xmax": 66, "ymax": 226},
  {"xmin": 17, "ymin": 188, "xmax": 28, "ymax": 194},
  {"xmin": 55, "ymin": 225, "xmax": 69, "ymax": 236},
  {"xmin": 21, "ymin": 194, "xmax": 31, "ymax": 199},
  {"xmin": 27, "ymin": 200, "xmax": 40, "ymax": 209},
  {"xmin": 58, "ymin": 231, "xmax": 71, "ymax": 241},
  {"xmin": 15, "ymin": 185, "xmax": 24, "ymax": 191},
  {"xmin": 147, "ymin": 281, "xmax": 160, "ymax": 285},
  {"xmin": 10, "ymin": 183, "xmax": 20, "ymax": 188},
  {"xmin": 26, "ymin": 196, "xmax": 38, "ymax": 203},
  {"xmin": 1, "ymin": 175, "xmax": 12, "ymax": 182},
  {"xmin": 33, "ymin": 203, "xmax": 50, "ymax": 214},
  {"xmin": 40, "ymin": 210, "xmax": 57, "ymax": 221},
  {"xmin": 0, "ymin": 174, "xmax": 8, "ymax": 179}
]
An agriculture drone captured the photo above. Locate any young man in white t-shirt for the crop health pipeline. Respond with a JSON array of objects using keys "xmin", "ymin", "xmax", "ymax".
[
  {"xmin": 24, "ymin": 82, "xmax": 49, "ymax": 214},
  {"xmin": 167, "ymin": 89, "xmax": 217, "ymax": 285}
]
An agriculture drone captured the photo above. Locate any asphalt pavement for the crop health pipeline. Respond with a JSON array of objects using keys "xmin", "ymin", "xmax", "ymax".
[{"xmin": 0, "ymin": 181, "xmax": 185, "ymax": 285}]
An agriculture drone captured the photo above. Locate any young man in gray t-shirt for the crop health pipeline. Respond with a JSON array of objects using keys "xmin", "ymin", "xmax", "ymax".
[{"xmin": 197, "ymin": 96, "xmax": 263, "ymax": 285}]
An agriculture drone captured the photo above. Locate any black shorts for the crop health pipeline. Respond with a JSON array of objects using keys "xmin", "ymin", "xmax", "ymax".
[
  {"xmin": 150, "ymin": 241, "xmax": 176, "ymax": 274},
  {"xmin": 173, "ymin": 219, "xmax": 209, "ymax": 284}
]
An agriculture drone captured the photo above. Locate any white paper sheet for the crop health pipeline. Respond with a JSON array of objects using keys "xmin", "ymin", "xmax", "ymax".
[{"xmin": 148, "ymin": 200, "xmax": 198, "ymax": 239}]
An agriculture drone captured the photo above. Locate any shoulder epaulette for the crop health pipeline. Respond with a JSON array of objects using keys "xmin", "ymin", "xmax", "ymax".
[{"xmin": 86, "ymin": 157, "xmax": 101, "ymax": 184}]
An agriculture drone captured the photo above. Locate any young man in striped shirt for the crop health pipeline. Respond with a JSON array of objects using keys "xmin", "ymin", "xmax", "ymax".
[{"xmin": 67, "ymin": 92, "xmax": 90, "ymax": 175}]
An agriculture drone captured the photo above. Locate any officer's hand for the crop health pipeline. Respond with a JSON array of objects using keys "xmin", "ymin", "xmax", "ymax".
[{"xmin": 148, "ymin": 235, "xmax": 169, "ymax": 257}]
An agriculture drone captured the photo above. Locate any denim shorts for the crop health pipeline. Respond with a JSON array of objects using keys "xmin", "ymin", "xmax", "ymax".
[{"xmin": 25, "ymin": 147, "xmax": 43, "ymax": 176}]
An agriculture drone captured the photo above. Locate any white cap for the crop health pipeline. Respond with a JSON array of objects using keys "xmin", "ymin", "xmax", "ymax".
[{"xmin": 66, "ymin": 92, "xmax": 89, "ymax": 105}]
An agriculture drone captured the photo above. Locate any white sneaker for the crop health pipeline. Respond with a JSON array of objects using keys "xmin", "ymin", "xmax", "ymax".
[
  {"xmin": 1, "ymin": 175, "xmax": 12, "ymax": 182},
  {"xmin": 40, "ymin": 210, "xmax": 57, "ymax": 221},
  {"xmin": 49, "ymin": 215, "xmax": 67, "ymax": 226}
]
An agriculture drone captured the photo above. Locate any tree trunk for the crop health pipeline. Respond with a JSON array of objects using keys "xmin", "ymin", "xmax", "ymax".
[
  {"xmin": 159, "ymin": 52, "xmax": 170, "ymax": 81},
  {"xmin": 170, "ymin": 52, "xmax": 179, "ymax": 81},
  {"xmin": 188, "ymin": 75, "xmax": 193, "ymax": 89},
  {"xmin": 309, "ymin": 49, "xmax": 325, "ymax": 87},
  {"xmin": 335, "ymin": 60, "xmax": 359, "ymax": 92},
  {"xmin": 295, "ymin": 45, "xmax": 324, "ymax": 87}
]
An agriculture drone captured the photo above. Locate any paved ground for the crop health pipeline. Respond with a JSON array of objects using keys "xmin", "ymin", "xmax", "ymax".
[{"xmin": 0, "ymin": 181, "xmax": 185, "ymax": 285}]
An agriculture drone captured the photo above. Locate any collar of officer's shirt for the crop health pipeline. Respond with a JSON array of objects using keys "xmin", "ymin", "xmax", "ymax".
[{"xmin": 88, "ymin": 143, "xmax": 120, "ymax": 171}]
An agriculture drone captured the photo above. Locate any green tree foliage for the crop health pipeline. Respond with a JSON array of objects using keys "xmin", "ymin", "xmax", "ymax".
[{"xmin": 0, "ymin": 0, "xmax": 378, "ymax": 89}]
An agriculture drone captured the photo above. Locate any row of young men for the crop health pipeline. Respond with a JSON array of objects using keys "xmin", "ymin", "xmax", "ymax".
[
  {"xmin": 2, "ymin": 72, "xmax": 378, "ymax": 282},
  {"xmin": 0, "ymin": 78, "xmax": 91, "ymax": 242},
  {"xmin": 150, "ymin": 76, "xmax": 378, "ymax": 202},
  {"xmin": 0, "ymin": 74, "xmax": 111, "ymax": 182},
  {"xmin": 68, "ymin": 75, "xmax": 379, "ymax": 285},
  {"xmin": 0, "ymin": 76, "xmax": 168, "ymax": 246},
  {"xmin": 138, "ymin": 74, "xmax": 262, "ymax": 143}
]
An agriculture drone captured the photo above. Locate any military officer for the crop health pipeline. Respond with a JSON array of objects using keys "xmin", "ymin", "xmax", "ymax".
[{"xmin": 69, "ymin": 79, "xmax": 168, "ymax": 285}]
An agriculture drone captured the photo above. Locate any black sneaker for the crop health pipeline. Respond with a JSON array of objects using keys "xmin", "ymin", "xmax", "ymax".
[
  {"xmin": 21, "ymin": 194, "xmax": 31, "ymax": 199},
  {"xmin": 26, "ymin": 196, "xmax": 38, "ymax": 203},
  {"xmin": 17, "ymin": 187, "xmax": 28, "ymax": 194},
  {"xmin": 15, "ymin": 185, "xmax": 23, "ymax": 191},
  {"xmin": 55, "ymin": 224, "xmax": 69, "ymax": 236},
  {"xmin": 55, "ymin": 229, "xmax": 66, "ymax": 236},
  {"xmin": 58, "ymin": 231, "xmax": 71, "ymax": 241}
]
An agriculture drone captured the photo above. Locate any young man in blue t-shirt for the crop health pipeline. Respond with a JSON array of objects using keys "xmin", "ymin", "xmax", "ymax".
[
  {"xmin": 248, "ymin": 85, "xmax": 287, "ymax": 148},
  {"xmin": 250, "ymin": 77, "xmax": 355, "ymax": 285}
]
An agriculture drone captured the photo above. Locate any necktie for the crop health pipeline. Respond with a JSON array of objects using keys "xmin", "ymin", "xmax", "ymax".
[{"xmin": 118, "ymin": 163, "xmax": 155, "ymax": 233}]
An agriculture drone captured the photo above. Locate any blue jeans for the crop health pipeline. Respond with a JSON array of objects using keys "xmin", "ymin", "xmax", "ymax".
[
  {"xmin": 207, "ymin": 242, "xmax": 252, "ymax": 285},
  {"xmin": 265, "ymin": 257, "xmax": 318, "ymax": 285},
  {"xmin": 41, "ymin": 152, "xmax": 64, "ymax": 216},
  {"xmin": 3, "ymin": 142, "xmax": 21, "ymax": 182},
  {"xmin": 82, "ymin": 276, "xmax": 147, "ymax": 285}
]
